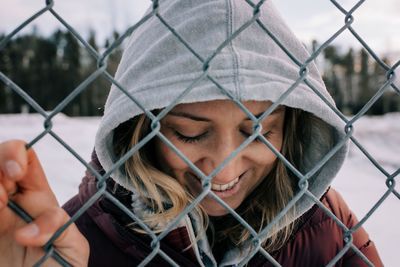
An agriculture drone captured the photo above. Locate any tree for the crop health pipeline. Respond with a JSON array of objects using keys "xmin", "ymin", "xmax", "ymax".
[
  {"xmin": 62, "ymin": 31, "xmax": 82, "ymax": 115},
  {"xmin": 3, "ymin": 34, "xmax": 37, "ymax": 113},
  {"xmin": 370, "ymin": 58, "xmax": 398, "ymax": 114},
  {"xmin": 29, "ymin": 35, "xmax": 58, "ymax": 112},
  {"xmin": 324, "ymin": 45, "xmax": 341, "ymax": 65},
  {"xmin": 323, "ymin": 45, "xmax": 344, "ymax": 111},
  {"xmin": 357, "ymin": 48, "xmax": 372, "ymax": 114},
  {"xmin": 0, "ymin": 33, "xmax": 11, "ymax": 113},
  {"xmin": 341, "ymin": 48, "xmax": 355, "ymax": 113},
  {"xmin": 79, "ymin": 30, "xmax": 99, "ymax": 116}
]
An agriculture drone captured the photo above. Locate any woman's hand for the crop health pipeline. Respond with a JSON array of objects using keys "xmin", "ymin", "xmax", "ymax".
[{"xmin": 0, "ymin": 140, "xmax": 89, "ymax": 267}]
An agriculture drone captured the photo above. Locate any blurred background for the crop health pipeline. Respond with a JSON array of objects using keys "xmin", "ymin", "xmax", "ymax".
[
  {"xmin": 1, "ymin": 0, "xmax": 399, "ymax": 266},
  {"xmin": 1, "ymin": 0, "xmax": 399, "ymax": 116}
]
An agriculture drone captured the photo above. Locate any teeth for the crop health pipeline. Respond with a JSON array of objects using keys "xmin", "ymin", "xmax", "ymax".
[{"xmin": 211, "ymin": 177, "xmax": 239, "ymax": 192}]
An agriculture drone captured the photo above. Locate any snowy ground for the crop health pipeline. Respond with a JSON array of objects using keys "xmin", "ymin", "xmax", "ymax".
[{"xmin": 1, "ymin": 113, "xmax": 399, "ymax": 266}]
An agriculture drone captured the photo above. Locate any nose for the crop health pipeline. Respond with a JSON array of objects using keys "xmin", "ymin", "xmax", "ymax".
[{"xmin": 200, "ymin": 136, "xmax": 244, "ymax": 184}]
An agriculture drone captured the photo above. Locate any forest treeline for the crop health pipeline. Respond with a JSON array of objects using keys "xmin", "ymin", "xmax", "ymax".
[
  {"xmin": 0, "ymin": 30, "xmax": 121, "ymax": 116},
  {"xmin": 319, "ymin": 42, "xmax": 399, "ymax": 115},
  {"xmin": 0, "ymin": 30, "xmax": 399, "ymax": 116}
]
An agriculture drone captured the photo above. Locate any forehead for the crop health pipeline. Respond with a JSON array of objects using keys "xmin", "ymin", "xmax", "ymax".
[{"xmin": 170, "ymin": 100, "xmax": 274, "ymax": 116}]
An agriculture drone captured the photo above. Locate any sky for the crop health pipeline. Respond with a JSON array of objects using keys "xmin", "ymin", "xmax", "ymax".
[{"xmin": 1, "ymin": 0, "xmax": 400, "ymax": 59}]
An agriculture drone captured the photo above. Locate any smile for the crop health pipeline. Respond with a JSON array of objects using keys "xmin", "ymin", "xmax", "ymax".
[
  {"xmin": 211, "ymin": 177, "xmax": 240, "ymax": 192},
  {"xmin": 188, "ymin": 172, "xmax": 244, "ymax": 194}
]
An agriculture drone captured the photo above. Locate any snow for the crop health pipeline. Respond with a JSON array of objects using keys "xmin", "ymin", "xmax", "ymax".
[{"xmin": 1, "ymin": 113, "xmax": 399, "ymax": 266}]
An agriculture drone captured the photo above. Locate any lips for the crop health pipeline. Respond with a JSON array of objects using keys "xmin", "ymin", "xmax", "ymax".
[
  {"xmin": 187, "ymin": 172, "xmax": 244, "ymax": 193},
  {"xmin": 211, "ymin": 177, "xmax": 240, "ymax": 192}
]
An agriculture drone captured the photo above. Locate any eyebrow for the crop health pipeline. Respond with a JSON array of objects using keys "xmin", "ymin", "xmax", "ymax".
[
  {"xmin": 168, "ymin": 112, "xmax": 211, "ymax": 121},
  {"xmin": 168, "ymin": 106, "xmax": 284, "ymax": 122},
  {"xmin": 245, "ymin": 106, "xmax": 285, "ymax": 120}
]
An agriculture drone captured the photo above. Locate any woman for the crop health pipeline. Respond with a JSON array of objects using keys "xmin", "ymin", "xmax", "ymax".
[{"xmin": 0, "ymin": 0, "xmax": 383, "ymax": 266}]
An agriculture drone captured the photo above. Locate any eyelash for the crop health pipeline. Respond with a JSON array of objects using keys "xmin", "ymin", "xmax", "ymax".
[
  {"xmin": 173, "ymin": 130, "xmax": 272, "ymax": 143},
  {"xmin": 241, "ymin": 130, "xmax": 272, "ymax": 142},
  {"xmin": 174, "ymin": 131, "xmax": 209, "ymax": 143}
]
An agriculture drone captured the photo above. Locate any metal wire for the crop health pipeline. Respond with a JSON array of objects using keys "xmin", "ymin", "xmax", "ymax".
[{"xmin": 0, "ymin": 0, "xmax": 398, "ymax": 266}]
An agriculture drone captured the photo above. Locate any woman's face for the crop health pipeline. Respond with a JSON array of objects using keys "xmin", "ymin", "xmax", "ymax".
[{"xmin": 155, "ymin": 100, "xmax": 285, "ymax": 216}]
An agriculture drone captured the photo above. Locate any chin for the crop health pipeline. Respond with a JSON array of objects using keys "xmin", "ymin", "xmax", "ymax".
[
  {"xmin": 201, "ymin": 199, "xmax": 241, "ymax": 217},
  {"xmin": 205, "ymin": 209, "xmax": 229, "ymax": 217}
]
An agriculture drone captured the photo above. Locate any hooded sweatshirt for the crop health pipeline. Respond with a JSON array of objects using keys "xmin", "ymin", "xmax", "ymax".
[{"xmin": 64, "ymin": 0, "xmax": 383, "ymax": 266}]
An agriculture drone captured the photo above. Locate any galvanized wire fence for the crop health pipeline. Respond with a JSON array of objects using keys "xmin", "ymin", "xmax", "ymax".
[{"xmin": 1, "ymin": 0, "xmax": 399, "ymax": 266}]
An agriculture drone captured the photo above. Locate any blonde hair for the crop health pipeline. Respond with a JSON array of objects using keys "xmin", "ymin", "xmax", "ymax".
[
  {"xmin": 113, "ymin": 114, "xmax": 206, "ymax": 230},
  {"xmin": 113, "ymin": 107, "xmax": 312, "ymax": 252}
]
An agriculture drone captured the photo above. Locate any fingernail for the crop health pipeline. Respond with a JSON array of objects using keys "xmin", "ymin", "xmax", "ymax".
[
  {"xmin": 19, "ymin": 223, "xmax": 40, "ymax": 238},
  {"xmin": 4, "ymin": 160, "xmax": 22, "ymax": 178}
]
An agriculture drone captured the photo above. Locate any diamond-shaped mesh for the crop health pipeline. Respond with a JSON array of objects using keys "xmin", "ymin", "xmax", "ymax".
[{"xmin": 0, "ymin": 0, "xmax": 398, "ymax": 266}]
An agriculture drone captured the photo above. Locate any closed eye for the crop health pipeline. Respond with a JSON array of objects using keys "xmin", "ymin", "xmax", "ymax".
[
  {"xmin": 240, "ymin": 130, "xmax": 271, "ymax": 141},
  {"xmin": 173, "ymin": 130, "xmax": 209, "ymax": 143}
]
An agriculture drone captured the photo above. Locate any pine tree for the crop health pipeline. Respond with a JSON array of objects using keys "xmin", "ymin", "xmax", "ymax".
[
  {"xmin": 29, "ymin": 35, "xmax": 58, "ymax": 112},
  {"xmin": 371, "ymin": 58, "xmax": 395, "ymax": 114},
  {"xmin": 6, "ymin": 35, "xmax": 35, "ymax": 113},
  {"xmin": 323, "ymin": 45, "xmax": 343, "ymax": 111},
  {"xmin": 79, "ymin": 30, "xmax": 98, "ymax": 116},
  {"xmin": 341, "ymin": 48, "xmax": 355, "ymax": 114},
  {"xmin": 0, "ymin": 33, "xmax": 11, "ymax": 113},
  {"xmin": 59, "ymin": 31, "xmax": 82, "ymax": 116},
  {"xmin": 358, "ymin": 48, "xmax": 372, "ymax": 114}
]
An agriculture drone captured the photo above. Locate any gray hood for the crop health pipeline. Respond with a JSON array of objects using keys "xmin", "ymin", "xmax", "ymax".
[{"xmin": 95, "ymin": 0, "xmax": 349, "ymax": 256}]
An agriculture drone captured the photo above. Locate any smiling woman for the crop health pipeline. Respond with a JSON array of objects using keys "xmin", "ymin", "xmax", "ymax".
[
  {"xmin": 113, "ymin": 100, "xmax": 309, "ymax": 253},
  {"xmin": 156, "ymin": 101, "xmax": 287, "ymax": 215},
  {"xmin": 0, "ymin": 0, "xmax": 384, "ymax": 266}
]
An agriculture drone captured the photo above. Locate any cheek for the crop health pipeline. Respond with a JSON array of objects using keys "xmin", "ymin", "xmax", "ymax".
[
  {"xmin": 155, "ymin": 139, "xmax": 195, "ymax": 174},
  {"xmin": 253, "ymin": 147, "xmax": 277, "ymax": 169},
  {"xmin": 252, "ymin": 136, "xmax": 283, "ymax": 165}
]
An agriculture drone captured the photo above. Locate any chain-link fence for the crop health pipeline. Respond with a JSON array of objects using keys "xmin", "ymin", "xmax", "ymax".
[{"xmin": 1, "ymin": 0, "xmax": 399, "ymax": 266}]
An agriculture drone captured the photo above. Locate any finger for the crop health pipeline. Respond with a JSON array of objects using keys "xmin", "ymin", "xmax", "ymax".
[
  {"xmin": 1, "ymin": 178, "xmax": 18, "ymax": 196},
  {"xmin": 0, "ymin": 140, "xmax": 50, "ymax": 192},
  {"xmin": 15, "ymin": 207, "xmax": 71, "ymax": 247},
  {"xmin": 0, "ymin": 181, "xmax": 17, "ymax": 212},
  {"xmin": 14, "ymin": 206, "xmax": 89, "ymax": 264},
  {"xmin": 0, "ymin": 140, "xmax": 27, "ymax": 181},
  {"xmin": 0, "ymin": 184, "xmax": 6, "ymax": 209}
]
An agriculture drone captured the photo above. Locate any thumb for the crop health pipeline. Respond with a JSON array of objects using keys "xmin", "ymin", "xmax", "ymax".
[
  {"xmin": 0, "ymin": 140, "xmax": 51, "ymax": 193},
  {"xmin": 15, "ymin": 207, "xmax": 89, "ymax": 265},
  {"xmin": 15, "ymin": 207, "xmax": 73, "ymax": 247}
]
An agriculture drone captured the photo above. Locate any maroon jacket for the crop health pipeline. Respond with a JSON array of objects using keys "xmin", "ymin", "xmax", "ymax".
[{"xmin": 63, "ymin": 162, "xmax": 383, "ymax": 266}]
